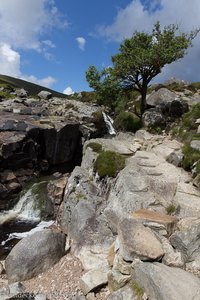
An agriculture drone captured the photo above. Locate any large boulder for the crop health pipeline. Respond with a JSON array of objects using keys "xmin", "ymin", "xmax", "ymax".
[
  {"xmin": 142, "ymin": 108, "xmax": 166, "ymax": 128},
  {"xmin": 38, "ymin": 91, "xmax": 52, "ymax": 100},
  {"xmin": 5, "ymin": 229, "xmax": 66, "ymax": 282},
  {"xmin": 132, "ymin": 261, "xmax": 200, "ymax": 300},
  {"xmin": 147, "ymin": 88, "xmax": 177, "ymax": 107},
  {"xmin": 118, "ymin": 218, "xmax": 164, "ymax": 261}
]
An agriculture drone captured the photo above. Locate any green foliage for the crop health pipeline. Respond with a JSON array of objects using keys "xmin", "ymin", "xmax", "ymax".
[
  {"xmin": 182, "ymin": 144, "xmax": 200, "ymax": 171},
  {"xmin": 86, "ymin": 22, "xmax": 198, "ymax": 115},
  {"xmin": 94, "ymin": 150, "xmax": 126, "ymax": 178},
  {"xmin": 112, "ymin": 22, "xmax": 199, "ymax": 114},
  {"xmin": 114, "ymin": 111, "xmax": 142, "ymax": 132},
  {"xmin": 86, "ymin": 142, "xmax": 102, "ymax": 153},
  {"xmin": 166, "ymin": 204, "xmax": 176, "ymax": 215},
  {"xmin": 86, "ymin": 66, "xmax": 120, "ymax": 109}
]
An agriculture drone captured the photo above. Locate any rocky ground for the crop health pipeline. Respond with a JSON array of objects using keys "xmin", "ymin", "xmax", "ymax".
[{"xmin": 1, "ymin": 84, "xmax": 200, "ymax": 299}]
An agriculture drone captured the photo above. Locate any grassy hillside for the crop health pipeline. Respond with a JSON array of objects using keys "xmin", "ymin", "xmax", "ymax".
[{"xmin": 0, "ymin": 74, "xmax": 66, "ymax": 98}]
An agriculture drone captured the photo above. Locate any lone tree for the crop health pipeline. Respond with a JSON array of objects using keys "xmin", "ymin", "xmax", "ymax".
[{"xmin": 86, "ymin": 22, "xmax": 199, "ymax": 115}]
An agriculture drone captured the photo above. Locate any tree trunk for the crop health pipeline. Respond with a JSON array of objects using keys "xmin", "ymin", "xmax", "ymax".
[{"xmin": 140, "ymin": 84, "xmax": 148, "ymax": 115}]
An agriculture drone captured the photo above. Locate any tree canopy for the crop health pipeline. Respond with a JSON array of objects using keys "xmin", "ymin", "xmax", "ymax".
[{"xmin": 86, "ymin": 22, "xmax": 199, "ymax": 115}]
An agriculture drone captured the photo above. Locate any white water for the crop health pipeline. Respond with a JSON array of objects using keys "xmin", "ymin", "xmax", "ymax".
[
  {"xmin": 1, "ymin": 220, "xmax": 54, "ymax": 246},
  {"xmin": 0, "ymin": 181, "xmax": 47, "ymax": 225},
  {"xmin": 102, "ymin": 112, "xmax": 116, "ymax": 136}
]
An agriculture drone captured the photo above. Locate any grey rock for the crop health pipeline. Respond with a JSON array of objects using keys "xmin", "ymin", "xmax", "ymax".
[
  {"xmin": 107, "ymin": 286, "xmax": 136, "ymax": 300},
  {"xmin": 5, "ymin": 229, "xmax": 66, "ymax": 282},
  {"xmin": 35, "ymin": 294, "xmax": 47, "ymax": 300},
  {"xmin": 147, "ymin": 88, "xmax": 177, "ymax": 107},
  {"xmin": 118, "ymin": 218, "xmax": 164, "ymax": 262},
  {"xmin": 159, "ymin": 236, "xmax": 185, "ymax": 268},
  {"xmin": 9, "ymin": 282, "xmax": 25, "ymax": 295},
  {"xmin": 170, "ymin": 223, "xmax": 200, "ymax": 261},
  {"xmin": 108, "ymin": 269, "xmax": 131, "ymax": 292},
  {"xmin": 79, "ymin": 266, "xmax": 109, "ymax": 295},
  {"xmin": 166, "ymin": 150, "xmax": 183, "ymax": 167},
  {"xmin": 142, "ymin": 108, "xmax": 166, "ymax": 128},
  {"xmin": 132, "ymin": 261, "xmax": 200, "ymax": 300},
  {"xmin": 38, "ymin": 90, "xmax": 52, "ymax": 99},
  {"xmin": 16, "ymin": 89, "xmax": 28, "ymax": 98},
  {"xmin": 190, "ymin": 140, "xmax": 200, "ymax": 151}
]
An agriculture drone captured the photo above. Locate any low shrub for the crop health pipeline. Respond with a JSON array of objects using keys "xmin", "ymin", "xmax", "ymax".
[
  {"xmin": 94, "ymin": 150, "xmax": 125, "ymax": 178},
  {"xmin": 114, "ymin": 111, "xmax": 142, "ymax": 132}
]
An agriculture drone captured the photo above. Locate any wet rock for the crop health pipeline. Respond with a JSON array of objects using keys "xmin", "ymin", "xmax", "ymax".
[{"xmin": 5, "ymin": 229, "xmax": 66, "ymax": 282}]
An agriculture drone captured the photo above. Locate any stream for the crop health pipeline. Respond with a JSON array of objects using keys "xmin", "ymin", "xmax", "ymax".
[{"xmin": 0, "ymin": 176, "xmax": 54, "ymax": 259}]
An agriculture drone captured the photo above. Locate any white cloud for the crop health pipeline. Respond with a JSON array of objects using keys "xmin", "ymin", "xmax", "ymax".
[
  {"xmin": 22, "ymin": 75, "xmax": 56, "ymax": 88},
  {"xmin": 0, "ymin": 43, "xmax": 56, "ymax": 88},
  {"xmin": 76, "ymin": 37, "xmax": 86, "ymax": 51},
  {"xmin": 98, "ymin": 0, "xmax": 200, "ymax": 82},
  {"xmin": 63, "ymin": 86, "xmax": 75, "ymax": 95},
  {"xmin": 0, "ymin": 43, "xmax": 21, "ymax": 77},
  {"xmin": 0, "ymin": 0, "xmax": 67, "ymax": 52}
]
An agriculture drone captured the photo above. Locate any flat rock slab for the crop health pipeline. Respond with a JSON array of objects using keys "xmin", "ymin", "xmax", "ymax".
[
  {"xmin": 132, "ymin": 209, "xmax": 177, "ymax": 236},
  {"xmin": 118, "ymin": 218, "xmax": 164, "ymax": 262},
  {"xmin": 79, "ymin": 266, "xmax": 109, "ymax": 295},
  {"xmin": 133, "ymin": 261, "xmax": 200, "ymax": 300}
]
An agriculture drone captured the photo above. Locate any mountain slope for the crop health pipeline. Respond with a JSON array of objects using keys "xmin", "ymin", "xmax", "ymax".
[{"xmin": 0, "ymin": 74, "xmax": 66, "ymax": 98}]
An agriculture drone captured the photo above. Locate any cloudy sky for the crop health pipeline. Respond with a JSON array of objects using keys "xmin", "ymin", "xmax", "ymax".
[{"xmin": 0, "ymin": 0, "xmax": 200, "ymax": 94}]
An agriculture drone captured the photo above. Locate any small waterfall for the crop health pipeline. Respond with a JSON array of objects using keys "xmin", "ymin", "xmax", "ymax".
[
  {"xmin": 102, "ymin": 112, "xmax": 116, "ymax": 136},
  {"xmin": 1, "ymin": 220, "xmax": 54, "ymax": 246},
  {"xmin": 0, "ymin": 181, "xmax": 48, "ymax": 225}
]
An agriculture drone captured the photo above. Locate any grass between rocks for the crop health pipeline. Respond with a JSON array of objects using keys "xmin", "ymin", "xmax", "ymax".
[
  {"xmin": 94, "ymin": 150, "xmax": 126, "ymax": 178},
  {"xmin": 171, "ymin": 103, "xmax": 200, "ymax": 175}
]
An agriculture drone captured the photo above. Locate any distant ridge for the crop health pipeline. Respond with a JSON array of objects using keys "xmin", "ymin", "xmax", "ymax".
[{"xmin": 0, "ymin": 74, "xmax": 66, "ymax": 98}]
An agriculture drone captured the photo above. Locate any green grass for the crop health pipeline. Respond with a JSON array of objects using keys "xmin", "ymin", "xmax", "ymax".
[
  {"xmin": 166, "ymin": 204, "xmax": 176, "ymax": 215},
  {"xmin": 0, "ymin": 90, "xmax": 15, "ymax": 99},
  {"xmin": 182, "ymin": 144, "xmax": 200, "ymax": 171},
  {"xmin": 94, "ymin": 150, "xmax": 126, "ymax": 178},
  {"xmin": 86, "ymin": 142, "xmax": 102, "ymax": 153},
  {"xmin": 114, "ymin": 111, "xmax": 142, "ymax": 132}
]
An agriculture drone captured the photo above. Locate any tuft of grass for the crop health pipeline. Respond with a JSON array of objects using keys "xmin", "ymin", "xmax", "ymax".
[
  {"xmin": 182, "ymin": 144, "xmax": 200, "ymax": 171},
  {"xmin": 182, "ymin": 103, "xmax": 200, "ymax": 131},
  {"xmin": 114, "ymin": 111, "xmax": 142, "ymax": 132},
  {"xmin": 166, "ymin": 204, "xmax": 176, "ymax": 215},
  {"xmin": 94, "ymin": 150, "xmax": 126, "ymax": 178},
  {"xmin": 86, "ymin": 142, "xmax": 102, "ymax": 153}
]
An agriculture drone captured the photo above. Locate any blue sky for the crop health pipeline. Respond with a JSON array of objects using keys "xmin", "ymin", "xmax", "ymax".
[{"xmin": 0, "ymin": 0, "xmax": 200, "ymax": 94}]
